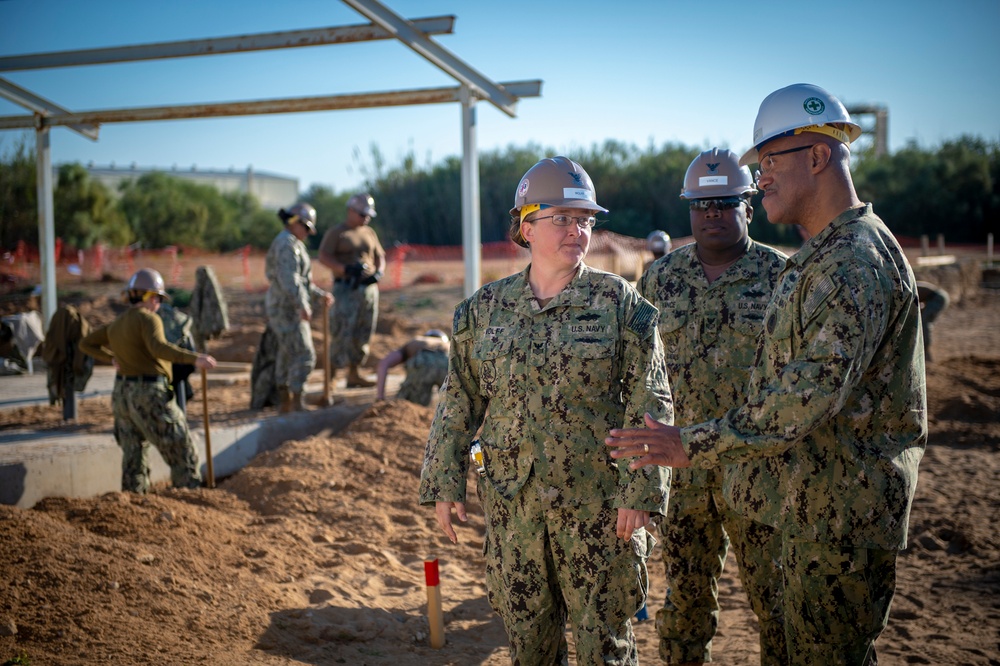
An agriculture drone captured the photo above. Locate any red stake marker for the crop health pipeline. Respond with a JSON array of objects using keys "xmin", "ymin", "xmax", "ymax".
[{"xmin": 424, "ymin": 559, "xmax": 445, "ymax": 648}]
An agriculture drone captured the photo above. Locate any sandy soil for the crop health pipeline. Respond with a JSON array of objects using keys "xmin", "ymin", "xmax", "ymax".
[{"xmin": 1, "ymin": 279, "xmax": 998, "ymax": 665}]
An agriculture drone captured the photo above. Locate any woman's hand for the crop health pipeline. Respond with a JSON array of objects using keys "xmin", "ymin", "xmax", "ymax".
[{"xmin": 434, "ymin": 501, "xmax": 468, "ymax": 544}]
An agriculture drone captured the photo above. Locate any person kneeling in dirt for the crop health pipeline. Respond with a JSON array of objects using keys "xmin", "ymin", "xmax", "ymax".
[
  {"xmin": 375, "ymin": 329, "xmax": 450, "ymax": 406},
  {"xmin": 266, "ymin": 203, "xmax": 333, "ymax": 413},
  {"xmin": 80, "ymin": 268, "xmax": 217, "ymax": 493}
]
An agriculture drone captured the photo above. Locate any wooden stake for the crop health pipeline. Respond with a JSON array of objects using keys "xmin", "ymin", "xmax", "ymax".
[
  {"xmin": 321, "ymin": 298, "xmax": 332, "ymax": 406},
  {"xmin": 200, "ymin": 367, "xmax": 215, "ymax": 488},
  {"xmin": 424, "ymin": 559, "xmax": 445, "ymax": 648}
]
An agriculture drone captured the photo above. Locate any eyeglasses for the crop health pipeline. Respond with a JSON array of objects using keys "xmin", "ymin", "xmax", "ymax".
[
  {"xmin": 754, "ymin": 143, "xmax": 817, "ymax": 182},
  {"xmin": 689, "ymin": 197, "xmax": 745, "ymax": 211},
  {"xmin": 531, "ymin": 214, "xmax": 599, "ymax": 229}
]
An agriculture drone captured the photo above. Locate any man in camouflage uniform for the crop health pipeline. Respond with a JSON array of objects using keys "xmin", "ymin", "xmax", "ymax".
[
  {"xmin": 266, "ymin": 203, "xmax": 332, "ymax": 412},
  {"xmin": 608, "ymin": 84, "xmax": 926, "ymax": 665},
  {"xmin": 318, "ymin": 192, "xmax": 385, "ymax": 389},
  {"xmin": 421, "ymin": 157, "xmax": 672, "ymax": 665},
  {"xmin": 375, "ymin": 329, "xmax": 450, "ymax": 406},
  {"xmin": 639, "ymin": 148, "xmax": 788, "ymax": 665},
  {"xmin": 80, "ymin": 268, "xmax": 217, "ymax": 493}
]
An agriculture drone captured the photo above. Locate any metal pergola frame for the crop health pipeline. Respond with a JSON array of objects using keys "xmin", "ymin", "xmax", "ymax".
[{"xmin": 0, "ymin": 0, "xmax": 542, "ymax": 324}]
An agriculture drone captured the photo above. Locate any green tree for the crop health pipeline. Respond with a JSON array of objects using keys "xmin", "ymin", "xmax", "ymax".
[
  {"xmin": 54, "ymin": 163, "xmax": 132, "ymax": 248},
  {"xmin": 118, "ymin": 172, "xmax": 241, "ymax": 250},
  {"xmin": 0, "ymin": 134, "xmax": 37, "ymax": 250}
]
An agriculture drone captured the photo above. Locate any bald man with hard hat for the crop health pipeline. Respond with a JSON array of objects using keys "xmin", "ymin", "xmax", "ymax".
[{"xmin": 609, "ymin": 84, "xmax": 926, "ymax": 665}]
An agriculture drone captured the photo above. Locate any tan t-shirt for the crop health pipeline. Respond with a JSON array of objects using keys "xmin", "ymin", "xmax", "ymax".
[
  {"xmin": 319, "ymin": 222, "xmax": 385, "ymax": 269},
  {"xmin": 79, "ymin": 306, "xmax": 199, "ymax": 381}
]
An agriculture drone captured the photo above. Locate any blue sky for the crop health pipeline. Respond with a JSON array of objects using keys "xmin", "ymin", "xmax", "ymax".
[{"xmin": 1, "ymin": 0, "xmax": 998, "ymax": 195}]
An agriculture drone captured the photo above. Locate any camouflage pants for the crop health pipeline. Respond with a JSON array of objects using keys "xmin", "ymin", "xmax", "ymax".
[
  {"xmin": 396, "ymin": 350, "xmax": 449, "ymax": 406},
  {"xmin": 657, "ymin": 484, "xmax": 785, "ymax": 665},
  {"xmin": 272, "ymin": 319, "xmax": 316, "ymax": 393},
  {"xmin": 112, "ymin": 377, "xmax": 201, "ymax": 493},
  {"xmin": 479, "ymin": 476, "xmax": 653, "ymax": 665},
  {"xmin": 329, "ymin": 282, "xmax": 377, "ymax": 370},
  {"xmin": 782, "ymin": 539, "xmax": 896, "ymax": 666}
]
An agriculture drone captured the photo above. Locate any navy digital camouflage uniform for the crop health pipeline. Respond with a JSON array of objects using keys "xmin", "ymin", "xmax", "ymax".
[
  {"xmin": 639, "ymin": 240, "xmax": 788, "ymax": 665},
  {"xmin": 420, "ymin": 263, "xmax": 673, "ymax": 665},
  {"xmin": 681, "ymin": 205, "xmax": 927, "ymax": 665},
  {"xmin": 396, "ymin": 339, "xmax": 450, "ymax": 406},
  {"xmin": 265, "ymin": 228, "xmax": 326, "ymax": 394}
]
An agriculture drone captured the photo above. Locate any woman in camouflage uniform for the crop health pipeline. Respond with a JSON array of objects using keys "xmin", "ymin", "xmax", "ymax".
[
  {"xmin": 80, "ymin": 268, "xmax": 216, "ymax": 493},
  {"xmin": 420, "ymin": 157, "xmax": 673, "ymax": 665},
  {"xmin": 265, "ymin": 203, "xmax": 333, "ymax": 412}
]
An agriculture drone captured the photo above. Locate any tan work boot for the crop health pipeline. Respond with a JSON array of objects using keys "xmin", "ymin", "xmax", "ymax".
[
  {"xmin": 277, "ymin": 385, "xmax": 292, "ymax": 414},
  {"xmin": 289, "ymin": 391, "xmax": 308, "ymax": 411},
  {"xmin": 346, "ymin": 364, "xmax": 375, "ymax": 388}
]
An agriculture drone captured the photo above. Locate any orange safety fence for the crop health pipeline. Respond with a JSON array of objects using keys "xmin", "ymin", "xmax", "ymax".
[{"xmin": 1, "ymin": 230, "xmax": 668, "ymax": 296}]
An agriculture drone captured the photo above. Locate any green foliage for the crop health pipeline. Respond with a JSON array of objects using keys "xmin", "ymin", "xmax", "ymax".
[
  {"xmin": 118, "ymin": 172, "xmax": 250, "ymax": 251},
  {"xmin": 55, "ymin": 163, "xmax": 132, "ymax": 248},
  {"xmin": 2, "ymin": 134, "xmax": 997, "ymax": 255},
  {"xmin": 2, "ymin": 652, "xmax": 31, "ymax": 666},
  {"xmin": 853, "ymin": 135, "xmax": 999, "ymax": 242},
  {"xmin": 0, "ymin": 133, "xmax": 37, "ymax": 249}
]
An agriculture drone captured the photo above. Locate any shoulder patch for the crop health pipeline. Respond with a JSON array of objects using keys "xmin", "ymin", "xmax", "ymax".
[
  {"xmin": 804, "ymin": 275, "xmax": 838, "ymax": 320},
  {"xmin": 452, "ymin": 299, "xmax": 470, "ymax": 336},
  {"xmin": 627, "ymin": 300, "xmax": 658, "ymax": 340}
]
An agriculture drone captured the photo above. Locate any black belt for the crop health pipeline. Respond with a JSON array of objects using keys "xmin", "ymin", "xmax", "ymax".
[
  {"xmin": 116, "ymin": 375, "xmax": 166, "ymax": 383},
  {"xmin": 334, "ymin": 278, "xmax": 350, "ymax": 284}
]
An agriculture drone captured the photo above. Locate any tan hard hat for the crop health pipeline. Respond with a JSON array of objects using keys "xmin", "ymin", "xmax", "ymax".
[
  {"xmin": 508, "ymin": 156, "xmax": 607, "ymax": 247},
  {"xmin": 681, "ymin": 148, "xmax": 756, "ymax": 199},
  {"xmin": 347, "ymin": 192, "xmax": 377, "ymax": 218},
  {"xmin": 279, "ymin": 203, "xmax": 317, "ymax": 234},
  {"xmin": 126, "ymin": 268, "xmax": 170, "ymax": 301}
]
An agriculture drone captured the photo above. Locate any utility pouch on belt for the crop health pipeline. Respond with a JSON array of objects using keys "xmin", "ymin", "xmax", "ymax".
[{"xmin": 469, "ymin": 439, "xmax": 486, "ymax": 477}]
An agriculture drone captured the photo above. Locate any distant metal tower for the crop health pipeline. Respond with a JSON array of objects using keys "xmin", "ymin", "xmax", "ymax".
[{"xmin": 846, "ymin": 104, "xmax": 889, "ymax": 156}]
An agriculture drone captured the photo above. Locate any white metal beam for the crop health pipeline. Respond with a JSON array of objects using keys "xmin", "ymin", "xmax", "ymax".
[
  {"xmin": 460, "ymin": 86, "xmax": 482, "ymax": 298},
  {"xmin": 0, "ymin": 17, "xmax": 456, "ymax": 71},
  {"xmin": 0, "ymin": 77, "xmax": 99, "ymax": 140},
  {"xmin": 343, "ymin": 0, "xmax": 519, "ymax": 117},
  {"xmin": 0, "ymin": 81, "xmax": 542, "ymax": 129},
  {"xmin": 35, "ymin": 127, "xmax": 57, "ymax": 326}
]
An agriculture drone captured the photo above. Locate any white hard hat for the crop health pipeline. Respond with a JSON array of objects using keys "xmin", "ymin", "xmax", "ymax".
[
  {"xmin": 646, "ymin": 231, "xmax": 672, "ymax": 255},
  {"xmin": 740, "ymin": 83, "xmax": 862, "ymax": 166}
]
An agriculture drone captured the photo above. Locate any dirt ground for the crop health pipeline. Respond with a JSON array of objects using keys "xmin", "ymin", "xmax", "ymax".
[{"xmin": 1, "ymin": 275, "xmax": 999, "ymax": 665}]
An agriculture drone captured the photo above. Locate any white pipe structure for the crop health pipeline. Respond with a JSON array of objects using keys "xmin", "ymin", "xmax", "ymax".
[{"xmin": 0, "ymin": 1, "xmax": 542, "ymax": 313}]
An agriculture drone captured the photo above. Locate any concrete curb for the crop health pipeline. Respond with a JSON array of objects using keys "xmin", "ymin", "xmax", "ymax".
[{"xmin": 0, "ymin": 402, "xmax": 369, "ymax": 509}]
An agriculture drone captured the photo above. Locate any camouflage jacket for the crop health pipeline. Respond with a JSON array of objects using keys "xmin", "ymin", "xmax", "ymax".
[
  {"xmin": 420, "ymin": 263, "xmax": 673, "ymax": 513},
  {"xmin": 639, "ymin": 240, "xmax": 787, "ymax": 515},
  {"xmin": 265, "ymin": 229, "xmax": 325, "ymax": 332},
  {"xmin": 681, "ymin": 205, "xmax": 927, "ymax": 550}
]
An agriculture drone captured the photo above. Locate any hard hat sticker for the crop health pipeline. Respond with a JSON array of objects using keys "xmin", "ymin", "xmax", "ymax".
[
  {"xmin": 563, "ymin": 187, "xmax": 595, "ymax": 201},
  {"xmin": 699, "ymin": 176, "xmax": 729, "ymax": 187},
  {"xmin": 803, "ymin": 97, "xmax": 825, "ymax": 115},
  {"xmin": 518, "ymin": 179, "xmax": 529, "ymax": 197}
]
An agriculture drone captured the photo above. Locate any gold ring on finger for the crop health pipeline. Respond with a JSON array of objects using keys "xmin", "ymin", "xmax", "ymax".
[{"xmin": 643, "ymin": 443, "xmax": 649, "ymax": 454}]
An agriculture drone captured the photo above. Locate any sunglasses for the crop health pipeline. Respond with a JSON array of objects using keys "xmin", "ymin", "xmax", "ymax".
[{"xmin": 689, "ymin": 197, "xmax": 746, "ymax": 211}]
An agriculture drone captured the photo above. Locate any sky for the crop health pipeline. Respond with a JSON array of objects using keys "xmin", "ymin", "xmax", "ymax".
[{"xmin": 1, "ymin": 0, "xmax": 999, "ymax": 196}]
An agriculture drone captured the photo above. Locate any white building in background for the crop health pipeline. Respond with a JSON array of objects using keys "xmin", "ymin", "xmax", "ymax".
[{"xmin": 63, "ymin": 163, "xmax": 299, "ymax": 211}]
